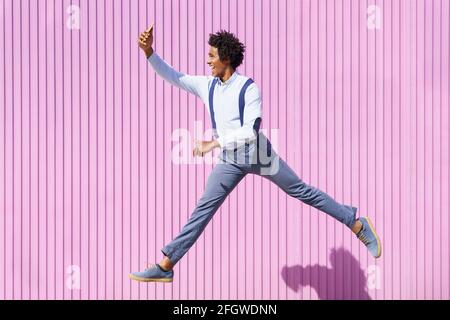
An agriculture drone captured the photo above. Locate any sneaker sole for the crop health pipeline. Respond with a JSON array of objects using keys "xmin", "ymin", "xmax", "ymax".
[
  {"xmin": 128, "ymin": 274, "xmax": 173, "ymax": 283},
  {"xmin": 364, "ymin": 216, "xmax": 382, "ymax": 259}
]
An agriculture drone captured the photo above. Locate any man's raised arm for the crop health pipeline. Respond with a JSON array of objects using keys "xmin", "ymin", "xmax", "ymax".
[{"xmin": 138, "ymin": 25, "xmax": 207, "ymax": 99}]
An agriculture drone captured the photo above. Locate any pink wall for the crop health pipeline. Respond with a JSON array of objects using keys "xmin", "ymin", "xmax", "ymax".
[{"xmin": 0, "ymin": 0, "xmax": 449, "ymax": 300}]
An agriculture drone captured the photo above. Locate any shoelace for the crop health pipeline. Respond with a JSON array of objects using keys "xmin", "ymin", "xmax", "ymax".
[
  {"xmin": 357, "ymin": 232, "xmax": 370, "ymax": 246},
  {"xmin": 145, "ymin": 264, "xmax": 158, "ymax": 271}
]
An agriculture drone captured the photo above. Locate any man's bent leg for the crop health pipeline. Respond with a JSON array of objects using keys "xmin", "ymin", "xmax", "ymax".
[
  {"xmin": 256, "ymin": 156, "xmax": 357, "ymax": 229},
  {"xmin": 161, "ymin": 163, "xmax": 247, "ymax": 266}
]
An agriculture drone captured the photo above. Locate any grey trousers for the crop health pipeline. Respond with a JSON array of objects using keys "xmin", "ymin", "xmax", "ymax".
[{"xmin": 161, "ymin": 134, "xmax": 357, "ymax": 265}]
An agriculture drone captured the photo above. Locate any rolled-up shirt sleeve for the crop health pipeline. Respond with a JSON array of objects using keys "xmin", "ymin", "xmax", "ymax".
[
  {"xmin": 216, "ymin": 83, "xmax": 262, "ymax": 150},
  {"xmin": 147, "ymin": 52, "xmax": 208, "ymax": 100}
]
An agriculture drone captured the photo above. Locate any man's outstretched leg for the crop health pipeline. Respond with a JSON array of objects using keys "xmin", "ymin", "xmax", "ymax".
[
  {"xmin": 129, "ymin": 162, "xmax": 247, "ymax": 282},
  {"xmin": 254, "ymin": 155, "xmax": 382, "ymax": 259}
]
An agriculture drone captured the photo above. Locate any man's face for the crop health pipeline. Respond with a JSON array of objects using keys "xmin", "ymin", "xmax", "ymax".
[{"xmin": 207, "ymin": 46, "xmax": 229, "ymax": 77}]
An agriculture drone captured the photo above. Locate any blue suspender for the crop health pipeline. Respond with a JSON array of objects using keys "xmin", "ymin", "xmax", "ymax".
[
  {"xmin": 208, "ymin": 77, "xmax": 255, "ymax": 130},
  {"xmin": 239, "ymin": 78, "xmax": 254, "ymax": 126},
  {"xmin": 208, "ymin": 78, "xmax": 219, "ymax": 132}
]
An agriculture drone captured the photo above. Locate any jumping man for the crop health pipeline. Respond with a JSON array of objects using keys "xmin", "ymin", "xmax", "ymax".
[{"xmin": 129, "ymin": 25, "xmax": 382, "ymax": 283}]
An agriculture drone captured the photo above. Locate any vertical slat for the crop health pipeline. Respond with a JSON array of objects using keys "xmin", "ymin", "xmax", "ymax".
[
  {"xmin": 300, "ymin": 0, "xmax": 311, "ymax": 300},
  {"xmin": 0, "ymin": 0, "xmax": 6, "ymax": 300},
  {"xmin": 441, "ymin": 0, "xmax": 450, "ymax": 301}
]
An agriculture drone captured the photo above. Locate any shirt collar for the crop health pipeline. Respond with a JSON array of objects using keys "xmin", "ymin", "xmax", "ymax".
[{"xmin": 216, "ymin": 71, "xmax": 239, "ymax": 86}]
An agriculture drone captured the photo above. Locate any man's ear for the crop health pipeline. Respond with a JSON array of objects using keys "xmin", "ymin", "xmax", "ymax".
[{"xmin": 222, "ymin": 57, "xmax": 231, "ymax": 66}]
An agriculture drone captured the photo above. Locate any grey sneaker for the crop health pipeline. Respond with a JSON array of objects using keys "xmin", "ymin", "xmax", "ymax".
[
  {"xmin": 129, "ymin": 264, "xmax": 174, "ymax": 283},
  {"xmin": 356, "ymin": 217, "xmax": 382, "ymax": 259}
]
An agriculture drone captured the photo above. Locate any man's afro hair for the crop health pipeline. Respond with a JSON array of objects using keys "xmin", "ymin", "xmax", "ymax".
[{"xmin": 208, "ymin": 30, "xmax": 246, "ymax": 69}]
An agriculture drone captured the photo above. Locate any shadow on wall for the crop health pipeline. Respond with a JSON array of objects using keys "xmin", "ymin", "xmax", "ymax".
[{"xmin": 281, "ymin": 248, "xmax": 371, "ymax": 300}]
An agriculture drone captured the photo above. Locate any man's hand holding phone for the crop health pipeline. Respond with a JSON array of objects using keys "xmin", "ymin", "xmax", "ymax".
[{"xmin": 138, "ymin": 24, "xmax": 154, "ymax": 58}]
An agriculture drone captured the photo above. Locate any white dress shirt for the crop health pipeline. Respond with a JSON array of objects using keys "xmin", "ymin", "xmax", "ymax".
[{"xmin": 147, "ymin": 52, "xmax": 262, "ymax": 150}]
